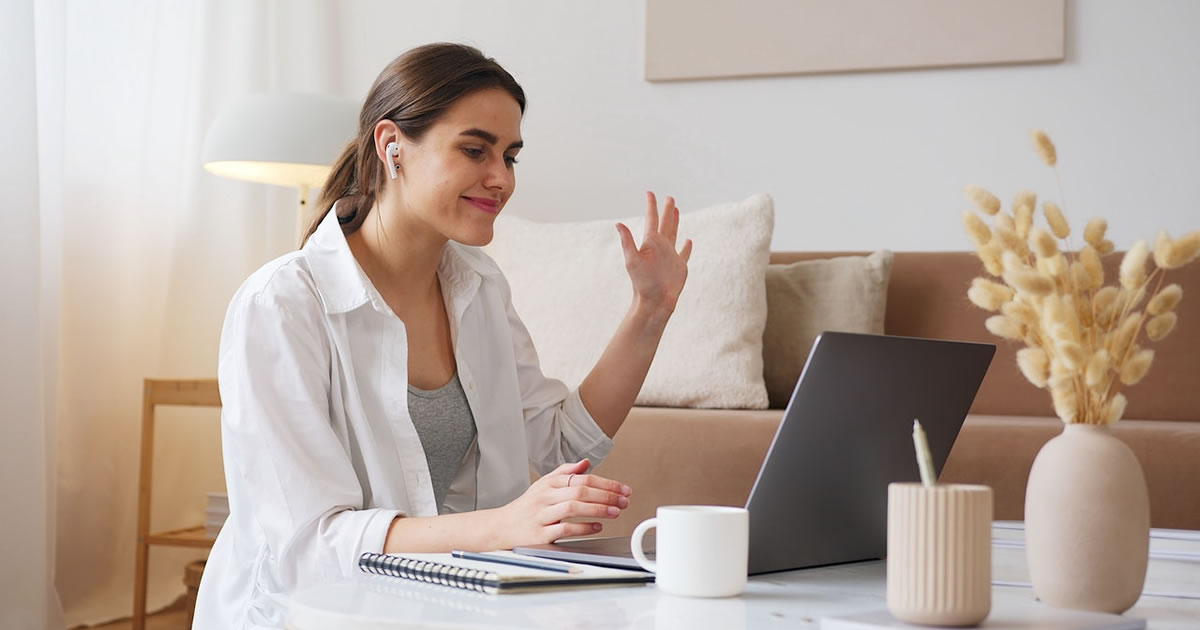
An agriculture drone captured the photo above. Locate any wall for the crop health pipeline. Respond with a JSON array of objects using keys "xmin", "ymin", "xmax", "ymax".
[{"xmin": 332, "ymin": 0, "xmax": 1199, "ymax": 251}]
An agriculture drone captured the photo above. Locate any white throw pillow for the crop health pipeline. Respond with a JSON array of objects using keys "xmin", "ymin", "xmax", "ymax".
[{"xmin": 484, "ymin": 194, "xmax": 774, "ymax": 409}]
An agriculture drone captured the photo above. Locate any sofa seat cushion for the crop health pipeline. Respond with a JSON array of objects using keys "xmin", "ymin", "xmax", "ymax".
[
  {"xmin": 592, "ymin": 406, "xmax": 783, "ymax": 537},
  {"xmin": 941, "ymin": 415, "xmax": 1200, "ymax": 530},
  {"xmin": 594, "ymin": 408, "xmax": 1200, "ymax": 539}
]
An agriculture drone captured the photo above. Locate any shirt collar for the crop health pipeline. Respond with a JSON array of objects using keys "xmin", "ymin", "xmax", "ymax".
[{"xmin": 303, "ymin": 203, "xmax": 499, "ymax": 316}]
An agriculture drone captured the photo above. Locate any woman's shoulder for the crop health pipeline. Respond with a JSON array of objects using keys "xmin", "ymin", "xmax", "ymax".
[{"xmin": 228, "ymin": 250, "xmax": 323, "ymax": 314}]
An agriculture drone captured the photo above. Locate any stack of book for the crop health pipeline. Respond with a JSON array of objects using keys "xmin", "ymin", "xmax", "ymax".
[{"xmin": 205, "ymin": 492, "xmax": 228, "ymax": 538}]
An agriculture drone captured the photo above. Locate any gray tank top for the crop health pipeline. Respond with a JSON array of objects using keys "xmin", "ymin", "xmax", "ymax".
[{"xmin": 407, "ymin": 373, "xmax": 477, "ymax": 513}]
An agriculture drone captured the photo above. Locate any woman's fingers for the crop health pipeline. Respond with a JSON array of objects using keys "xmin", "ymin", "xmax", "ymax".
[
  {"xmin": 615, "ymin": 223, "xmax": 637, "ymax": 264},
  {"xmin": 679, "ymin": 238, "xmax": 693, "ymax": 264},
  {"xmin": 544, "ymin": 460, "xmax": 590, "ymax": 486},
  {"xmin": 561, "ymin": 473, "xmax": 631, "ymax": 497},
  {"xmin": 643, "ymin": 191, "xmax": 659, "ymax": 242},
  {"xmin": 556, "ymin": 485, "xmax": 629, "ymax": 508},
  {"xmin": 662, "ymin": 196, "xmax": 679, "ymax": 247},
  {"xmin": 547, "ymin": 500, "xmax": 623, "ymax": 523},
  {"xmin": 546, "ymin": 521, "xmax": 603, "ymax": 541}
]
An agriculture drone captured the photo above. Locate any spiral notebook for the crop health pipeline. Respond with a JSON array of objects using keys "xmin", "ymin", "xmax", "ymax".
[{"xmin": 358, "ymin": 551, "xmax": 654, "ymax": 595}]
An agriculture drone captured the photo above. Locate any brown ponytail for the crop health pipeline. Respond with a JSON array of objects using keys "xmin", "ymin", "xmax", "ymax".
[{"xmin": 303, "ymin": 43, "xmax": 526, "ymax": 245}]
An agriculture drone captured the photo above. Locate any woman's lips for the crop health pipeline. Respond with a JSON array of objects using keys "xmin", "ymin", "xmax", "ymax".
[{"xmin": 463, "ymin": 196, "xmax": 500, "ymax": 214}]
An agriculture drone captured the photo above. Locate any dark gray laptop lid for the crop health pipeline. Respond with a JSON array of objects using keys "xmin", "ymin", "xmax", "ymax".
[{"xmin": 746, "ymin": 332, "xmax": 994, "ymax": 573}]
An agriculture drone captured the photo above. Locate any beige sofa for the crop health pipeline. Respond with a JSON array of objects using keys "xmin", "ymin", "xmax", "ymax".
[{"xmin": 594, "ymin": 252, "xmax": 1200, "ymax": 536}]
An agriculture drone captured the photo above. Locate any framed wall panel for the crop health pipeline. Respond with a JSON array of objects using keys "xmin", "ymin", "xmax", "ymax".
[{"xmin": 644, "ymin": 0, "xmax": 1065, "ymax": 81}]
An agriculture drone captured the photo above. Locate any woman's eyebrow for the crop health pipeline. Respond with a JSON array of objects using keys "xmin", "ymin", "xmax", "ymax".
[{"xmin": 459, "ymin": 128, "xmax": 523, "ymax": 151}]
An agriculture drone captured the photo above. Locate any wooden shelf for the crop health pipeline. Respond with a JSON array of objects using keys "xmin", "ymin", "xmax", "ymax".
[
  {"xmin": 144, "ymin": 525, "xmax": 216, "ymax": 549},
  {"xmin": 135, "ymin": 377, "xmax": 223, "ymax": 629}
]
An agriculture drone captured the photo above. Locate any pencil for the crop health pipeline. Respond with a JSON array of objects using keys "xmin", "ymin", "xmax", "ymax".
[
  {"xmin": 451, "ymin": 550, "xmax": 582, "ymax": 574},
  {"xmin": 912, "ymin": 419, "xmax": 937, "ymax": 488}
]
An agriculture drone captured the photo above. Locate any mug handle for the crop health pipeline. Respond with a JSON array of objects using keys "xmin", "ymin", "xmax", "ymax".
[{"xmin": 630, "ymin": 517, "xmax": 658, "ymax": 573}]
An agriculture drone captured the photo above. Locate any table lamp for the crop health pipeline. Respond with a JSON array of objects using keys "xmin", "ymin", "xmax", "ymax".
[{"xmin": 202, "ymin": 93, "xmax": 358, "ymax": 243}]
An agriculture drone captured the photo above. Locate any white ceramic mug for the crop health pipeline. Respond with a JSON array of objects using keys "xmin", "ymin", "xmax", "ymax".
[{"xmin": 630, "ymin": 505, "xmax": 748, "ymax": 598}]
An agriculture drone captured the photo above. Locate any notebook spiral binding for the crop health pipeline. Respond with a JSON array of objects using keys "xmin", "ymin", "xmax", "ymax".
[{"xmin": 359, "ymin": 552, "xmax": 496, "ymax": 594}]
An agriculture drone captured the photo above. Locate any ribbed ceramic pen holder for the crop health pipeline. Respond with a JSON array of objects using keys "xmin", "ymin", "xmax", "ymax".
[{"xmin": 887, "ymin": 482, "xmax": 993, "ymax": 627}]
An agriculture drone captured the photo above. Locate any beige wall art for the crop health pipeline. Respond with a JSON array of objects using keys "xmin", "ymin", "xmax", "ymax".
[{"xmin": 644, "ymin": 0, "xmax": 1066, "ymax": 81}]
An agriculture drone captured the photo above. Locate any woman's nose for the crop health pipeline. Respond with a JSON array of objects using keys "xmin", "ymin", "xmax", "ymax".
[{"xmin": 484, "ymin": 156, "xmax": 513, "ymax": 192}]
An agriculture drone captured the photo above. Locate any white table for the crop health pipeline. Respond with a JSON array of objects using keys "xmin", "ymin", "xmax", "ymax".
[{"xmin": 287, "ymin": 526, "xmax": 1200, "ymax": 629}]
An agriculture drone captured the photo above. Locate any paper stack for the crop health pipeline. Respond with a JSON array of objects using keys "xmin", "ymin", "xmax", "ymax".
[{"xmin": 205, "ymin": 492, "xmax": 229, "ymax": 537}]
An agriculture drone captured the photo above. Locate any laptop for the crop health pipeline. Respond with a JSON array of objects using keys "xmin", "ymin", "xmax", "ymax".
[{"xmin": 514, "ymin": 332, "xmax": 995, "ymax": 575}]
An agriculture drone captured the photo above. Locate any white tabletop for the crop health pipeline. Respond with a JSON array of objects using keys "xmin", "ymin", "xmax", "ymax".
[{"xmin": 287, "ymin": 525, "xmax": 1200, "ymax": 630}]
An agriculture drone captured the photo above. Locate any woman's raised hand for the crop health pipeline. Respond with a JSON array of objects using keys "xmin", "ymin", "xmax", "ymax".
[
  {"xmin": 615, "ymin": 192, "xmax": 694, "ymax": 318},
  {"xmin": 492, "ymin": 459, "xmax": 632, "ymax": 547}
]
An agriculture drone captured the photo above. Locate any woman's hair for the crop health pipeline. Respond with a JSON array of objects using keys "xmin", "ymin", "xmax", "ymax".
[{"xmin": 303, "ymin": 43, "xmax": 525, "ymax": 244}]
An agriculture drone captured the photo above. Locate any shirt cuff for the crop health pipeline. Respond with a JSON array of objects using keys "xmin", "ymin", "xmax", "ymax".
[
  {"xmin": 563, "ymin": 388, "xmax": 615, "ymax": 465},
  {"xmin": 359, "ymin": 508, "xmax": 403, "ymax": 560}
]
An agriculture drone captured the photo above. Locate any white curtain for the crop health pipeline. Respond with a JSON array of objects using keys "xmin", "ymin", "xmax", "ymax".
[
  {"xmin": 1, "ymin": 0, "xmax": 64, "ymax": 626},
  {"xmin": 30, "ymin": 1, "xmax": 343, "ymax": 625}
]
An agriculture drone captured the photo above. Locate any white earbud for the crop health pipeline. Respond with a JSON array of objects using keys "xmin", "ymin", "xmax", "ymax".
[{"xmin": 386, "ymin": 142, "xmax": 400, "ymax": 180}]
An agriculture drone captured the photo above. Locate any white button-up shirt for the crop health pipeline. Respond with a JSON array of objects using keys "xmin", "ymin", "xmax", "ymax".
[{"xmin": 194, "ymin": 208, "xmax": 614, "ymax": 629}]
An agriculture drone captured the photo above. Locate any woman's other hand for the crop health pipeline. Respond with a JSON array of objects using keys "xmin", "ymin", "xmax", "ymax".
[
  {"xmin": 493, "ymin": 459, "xmax": 632, "ymax": 547},
  {"xmin": 615, "ymin": 192, "xmax": 694, "ymax": 319}
]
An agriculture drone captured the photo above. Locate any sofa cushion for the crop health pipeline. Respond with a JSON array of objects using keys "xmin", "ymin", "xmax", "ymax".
[
  {"xmin": 485, "ymin": 194, "xmax": 773, "ymax": 408},
  {"xmin": 762, "ymin": 251, "xmax": 893, "ymax": 408}
]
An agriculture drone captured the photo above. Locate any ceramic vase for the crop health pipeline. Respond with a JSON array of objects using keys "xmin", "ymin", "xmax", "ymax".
[{"xmin": 1024, "ymin": 423, "xmax": 1150, "ymax": 613}]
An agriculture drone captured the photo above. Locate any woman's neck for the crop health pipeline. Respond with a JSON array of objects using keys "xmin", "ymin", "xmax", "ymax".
[{"xmin": 347, "ymin": 203, "xmax": 447, "ymax": 301}]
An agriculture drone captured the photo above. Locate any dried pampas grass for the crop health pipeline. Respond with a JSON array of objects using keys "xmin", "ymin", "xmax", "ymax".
[
  {"xmin": 961, "ymin": 129, "xmax": 1198, "ymax": 424},
  {"xmin": 1079, "ymin": 246, "xmax": 1104, "ymax": 289},
  {"xmin": 1032, "ymin": 129, "xmax": 1057, "ymax": 166},
  {"xmin": 1017, "ymin": 347, "xmax": 1049, "ymax": 388},
  {"xmin": 1119, "ymin": 348, "xmax": 1155, "ymax": 386},
  {"xmin": 1147, "ymin": 284, "xmax": 1182, "ymax": 315},
  {"xmin": 1043, "ymin": 201, "xmax": 1071, "ymax": 239},
  {"xmin": 1032, "ymin": 227, "xmax": 1058, "ymax": 259},
  {"xmin": 1013, "ymin": 192, "xmax": 1036, "ymax": 238},
  {"xmin": 1084, "ymin": 218, "xmax": 1108, "ymax": 248},
  {"xmin": 986, "ymin": 314, "xmax": 1024, "ymax": 340},
  {"xmin": 966, "ymin": 185, "xmax": 1001, "ymax": 216},
  {"xmin": 1146, "ymin": 312, "xmax": 1177, "ymax": 341},
  {"xmin": 962, "ymin": 211, "xmax": 991, "ymax": 247},
  {"xmin": 967, "ymin": 278, "xmax": 1013, "ymax": 311},
  {"xmin": 1119, "ymin": 241, "xmax": 1149, "ymax": 290}
]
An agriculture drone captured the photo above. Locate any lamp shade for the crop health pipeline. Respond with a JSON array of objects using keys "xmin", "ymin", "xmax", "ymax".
[{"xmin": 202, "ymin": 93, "xmax": 359, "ymax": 188}]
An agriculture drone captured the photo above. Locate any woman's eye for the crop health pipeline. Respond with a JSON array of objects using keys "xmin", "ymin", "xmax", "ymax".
[
  {"xmin": 462, "ymin": 147, "xmax": 483, "ymax": 159},
  {"xmin": 504, "ymin": 155, "xmax": 519, "ymax": 167}
]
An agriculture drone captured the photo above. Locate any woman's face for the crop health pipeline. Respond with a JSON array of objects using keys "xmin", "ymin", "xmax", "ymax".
[{"xmin": 390, "ymin": 88, "xmax": 523, "ymax": 247}]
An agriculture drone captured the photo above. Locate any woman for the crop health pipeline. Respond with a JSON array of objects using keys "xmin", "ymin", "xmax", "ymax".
[{"xmin": 194, "ymin": 43, "xmax": 691, "ymax": 628}]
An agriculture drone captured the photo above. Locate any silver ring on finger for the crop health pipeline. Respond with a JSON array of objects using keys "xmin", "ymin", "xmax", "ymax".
[{"xmin": 567, "ymin": 473, "xmax": 575, "ymax": 487}]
